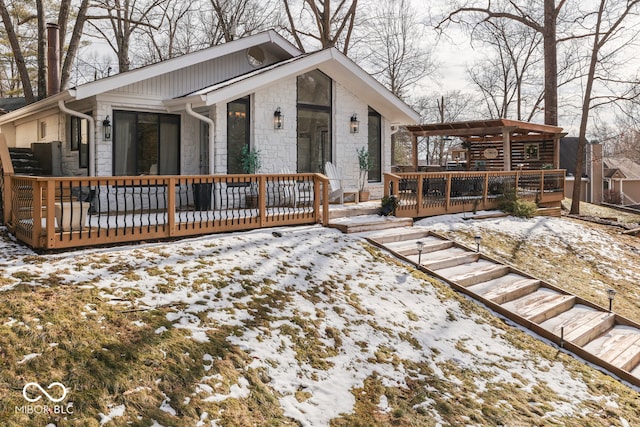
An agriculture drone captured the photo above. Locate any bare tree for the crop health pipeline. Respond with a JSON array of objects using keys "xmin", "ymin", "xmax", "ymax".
[
  {"xmin": 413, "ymin": 91, "xmax": 476, "ymax": 165},
  {"xmin": 570, "ymin": 0, "xmax": 640, "ymax": 213},
  {"xmin": 282, "ymin": 0, "xmax": 358, "ymax": 53},
  {"xmin": 209, "ymin": 0, "xmax": 279, "ymax": 43},
  {"xmin": 467, "ymin": 19, "xmax": 544, "ymax": 120},
  {"xmin": 359, "ymin": 0, "xmax": 436, "ymax": 100},
  {"xmin": 0, "ymin": 0, "xmax": 36, "ymax": 102},
  {"xmin": 87, "ymin": 0, "xmax": 168, "ymax": 72},
  {"xmin": 436, "ymin": 0, "xmax": 567, "ymax": 126}
]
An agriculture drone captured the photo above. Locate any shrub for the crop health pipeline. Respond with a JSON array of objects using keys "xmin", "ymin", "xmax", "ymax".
[
  {"xmin": 603, "ymin": 189, "xmax": 623, "ymax": 205},
  {"xmin": 379, "ymin": 195, "xmax": 399, "ymax": 216},
  {"xmin": 497, "ymin": 185, "xmax": 537, "ymax": 218}
]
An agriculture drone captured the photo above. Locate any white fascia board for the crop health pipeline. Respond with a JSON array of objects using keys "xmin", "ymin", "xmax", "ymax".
[
  {"xmin": 0, "ymin": 91, "xmax": 73, "ymax": 124},
  {"xmin": 188, "ymin": 48, "xmax": 419, "ymax": 125},
  {"xmin": 73, "ymin": 30, "xmax": 302, "ymax": 101}
]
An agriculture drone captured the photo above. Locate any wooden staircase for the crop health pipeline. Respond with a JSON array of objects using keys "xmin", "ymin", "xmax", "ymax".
[{"xmin": 366, "ymin": 227, "xmax": 640, "ymax": 387}]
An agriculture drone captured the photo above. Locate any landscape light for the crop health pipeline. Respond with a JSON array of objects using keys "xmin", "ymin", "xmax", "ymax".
[
  {"xmin": 607, "ymin": 289, "xmax": 617, "ymax": 312},
  {"xmin": 474, "ymin": 235, "xmax": 482, "ymax": 252},
  {"xmin": 416, "ymin": 240, "xmax": 424, "ymax": 265}
]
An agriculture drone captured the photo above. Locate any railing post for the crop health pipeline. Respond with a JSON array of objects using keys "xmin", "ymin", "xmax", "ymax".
[
  {"xmin": 45, "ymin": 179, "xmax": 56, "ymax": 248},
  {"xmin": 32, "ymin": 179, "xmax": 43, "ymax": 248},
  {"xmin": 445, "ymin": 173, "xmax": 452, "ymax": 211},
  {"xmin": 483, "ymin": 172, "xmax": 489, "ymax": 206},
  {"xmin": 319, "ymin": 175, "xmax": 329, "ymax": 226},
  {"xmin": 540, "ymin": 170, "xmax": 545, "ymax": 201},
  {"xmin": 3, "ymin": 173, "xmax": 12, "ymax": 226},
  {"xmin": 258, "ymin": 175, "xmax": 266, "ymax": 228},
  {"xmin": 167, "ymin": 177, "xmax": 176, "ymax": 237},
  {"xmin": 416, "ymin": 173, "xmax": 424, "ymax": 216}
]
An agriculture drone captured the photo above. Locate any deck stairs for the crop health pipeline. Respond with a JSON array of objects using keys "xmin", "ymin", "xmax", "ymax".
[
  {"xmin": 8, "ymin": 147, "xmax": 44, "ymax": 175},
  {"xmin": 363, "ymin": 225, "xmax": 640, "ymax": 387}
]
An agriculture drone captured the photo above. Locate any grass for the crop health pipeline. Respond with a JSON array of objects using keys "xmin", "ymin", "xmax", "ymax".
[{"xmin": 0, "ymin": 216, "xmax": 639, "ymax": 426}]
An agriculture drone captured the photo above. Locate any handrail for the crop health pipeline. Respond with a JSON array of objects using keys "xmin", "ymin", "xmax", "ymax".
[
  {"xmin": 385, "ymin": 169, "xmax": 565, "ymax": 218},
  {"xmin": 9, "ymin": 172, "xmax": 330, "ymax": 249}
]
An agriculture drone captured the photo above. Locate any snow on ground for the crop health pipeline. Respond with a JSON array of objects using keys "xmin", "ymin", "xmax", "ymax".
[{"xmin": 0, "ymin": 216, "xmax": 638, "ymax": 425}]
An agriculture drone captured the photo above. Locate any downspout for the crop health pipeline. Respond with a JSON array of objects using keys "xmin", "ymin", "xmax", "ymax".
[
  {"xmin": 185, "ymin": 103, "xmax": 215, "ymax": 175},
  {"xmin": 58, "ymin": 100, "xmax": 95, "ymax": 176}
]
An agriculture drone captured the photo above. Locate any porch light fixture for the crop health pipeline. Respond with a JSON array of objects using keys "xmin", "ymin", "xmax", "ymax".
[
  {"xmin": 607, "ymin": 288, "xmax": 617, "ymax": 312},
  {"xmin": 416, "ymin": 240, "xmax": 424, "ymax": 265},
  {"xmin": 102, "ymin": 115, "xmax": 112, "ymax": 141},
  {"xmin": 350, "ymin": 114, "xmax": 359, "ymax": 133},
  {"xmin": 474, "ymin": 235, "xmax": 482, "ymax": 252},
  {"xmin": 274, "ymin": 108, "xmax": 283, "ymax": 130}
]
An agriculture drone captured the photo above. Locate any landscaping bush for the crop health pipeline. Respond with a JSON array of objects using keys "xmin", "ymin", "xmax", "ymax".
[{"xmin": 497, "ymin": 185, "xmax": 537, "ymax": 218}]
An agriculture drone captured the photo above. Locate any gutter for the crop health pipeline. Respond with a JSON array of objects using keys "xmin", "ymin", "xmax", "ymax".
[
  {"xmin": 58, "ymin": 100, "xmax": 95, "ymax": 177},
  {"xmin": 185, "ymin": 103, "xmax": 215, "ymax": 175}
]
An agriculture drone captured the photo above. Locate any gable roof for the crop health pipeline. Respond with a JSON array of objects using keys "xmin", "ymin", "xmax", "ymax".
[
  {"xmin": 72, "ymin": 30, "xmax": 301, "ymax": 100},
  {"xmin": 0, "ymin": 30, "xmax": 301, "ymax": 124},
  {"xmin": 165, "ymin": 47, "xmax": 420, "ymax": 124},
  {"xmin": 603, "ymin": 157, "xmax": 640, "ymax": 180}
]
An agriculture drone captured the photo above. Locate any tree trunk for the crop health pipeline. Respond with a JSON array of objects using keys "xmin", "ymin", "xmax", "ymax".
[
  {"xmin": 36, "ymin": 0, "xmax": 47, "ymax": 99},
  {"xmin": 543, "ymin": 0, "xmax": 558, "ymax": 126},
  {"xmin": 60, "ymin": 0, "xmax": 90, "ymax": 89},
  {"xmin": 0, "ymin": 0, "xmax": 35, "ymax": 103}
]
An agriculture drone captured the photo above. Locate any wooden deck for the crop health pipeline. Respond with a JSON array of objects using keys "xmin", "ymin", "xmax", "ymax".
[
  {"xmin": 366, "ymin": 227, "xmax": 640, "ymax": 387},
  {"xmin": 384, "ymin": 170, "xmax": 565, "ymax": 218}
]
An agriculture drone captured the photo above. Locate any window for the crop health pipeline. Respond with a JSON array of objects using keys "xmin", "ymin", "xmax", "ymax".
[
  {"xmin": 297, "ymin": 70, "xmax": 331, "ymax": 173},
  {"xmin": 368, "ymin": 107, "xmax": 382, "ymax": 182},
  {"xmin": 524, "ymin": 143, "xmax": 540, "ymax": 160},
  {"xmin": 70, "ymin": 115, "xmax": 90, "ymax": 169},
  {"xmin": 227, "ymin": 97, "xmax": 250, "ymax": 174},
  {"xmin": 112, "ymin": 111, "xmax": 180, "ymax": 176}
]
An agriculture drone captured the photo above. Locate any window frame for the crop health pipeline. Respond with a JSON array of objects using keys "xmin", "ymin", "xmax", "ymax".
[{"xmin": 112, "ymin": 110, "xmax": 181, "ymax": 176}]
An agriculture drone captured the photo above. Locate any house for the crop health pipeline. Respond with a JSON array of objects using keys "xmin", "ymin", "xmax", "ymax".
[
  {"xmin": 603, "ymin": 157, "xmax": 640, "ymax": 206},
  {"xmin": 560, "ymin": 137, "xmax": 604, "ymax": 204},
  {"xmin": 0, "ymin": 30, "xmax": 419, "ymax": 200}
]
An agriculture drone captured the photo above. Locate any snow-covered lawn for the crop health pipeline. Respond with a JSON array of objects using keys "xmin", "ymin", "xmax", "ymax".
[{"xmin": 0, "ymin": 215, "xmax": 638, "ymax": 426}]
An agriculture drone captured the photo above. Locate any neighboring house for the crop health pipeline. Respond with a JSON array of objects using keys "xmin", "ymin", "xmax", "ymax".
[
  {"xmin": 560, "ymin": 137, "xmax": 603, "ymax": 204},
  {"xmin": 603, "ymin": 157, "xmax": 640, "ymax": 205},
  {"xmin": 0, "ymin": 30, "xmax": 419, "ymax": 199}
]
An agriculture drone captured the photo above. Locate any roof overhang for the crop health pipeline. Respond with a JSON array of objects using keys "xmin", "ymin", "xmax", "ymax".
[
  {"xmin": 165, "ymin": 48, "xmax": 420, "ymax": 125},
  {"xmin": 406, "ymin": 119, "xmax": 566, "ymax": 142},
  {"xmin": 72, "ymin": 30, "xmax": 301, "ymax": 100}
]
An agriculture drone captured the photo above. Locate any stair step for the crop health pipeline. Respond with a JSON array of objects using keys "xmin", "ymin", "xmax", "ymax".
[
  {"xmin": 583, "ymin": 327, "xmax": 640, "ymax": 372},
  {"xmin": 502, "ymin": 289, "xmax": 576, "ymax": 324},
  {"xmin": 435, "ymin": 259, "xmax": 510, "ymax": 287},
  {"xmin": 420, "ymin": 250, "xmax": 480, "ymax": 270},
  {"xmin": 538, "ymin": 305, "xmax": 616, "ymax": 347},
  {"xmin": 368, "ymin": 228, "xmax": 432, "ymax": 244},
  {"xmin": 329, "ymin": 216, "xmax": 412, "ymax": 233},
  {"xmin": 467, "ymin": 273, "xmax": 540, "ymax": 304},
  {"xmin": 388, "ymin": 238, "xmax": 454, "ymax": 257}
]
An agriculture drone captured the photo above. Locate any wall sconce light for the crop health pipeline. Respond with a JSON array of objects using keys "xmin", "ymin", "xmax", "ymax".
[
  {"xmin": 274, "ymin": 107, "xmax": 283, "ymax": 130},
  {"xmin": 607, "ymin": 288, "xmax": 617, "ymax": 312},
  {"xmin": 350, "ymin": 114, "xmax": 359, "ymax": 133},
  {"xmin": 416, "ymin": 240, "xmax": 424, "ymax": 265},
  {"xmin": 102, "ymin": 115, "xmax": 112, "ymax": 141},
  {"xmin": 474, "ymin": 235, "xmax": 482, "ymax": 252}
]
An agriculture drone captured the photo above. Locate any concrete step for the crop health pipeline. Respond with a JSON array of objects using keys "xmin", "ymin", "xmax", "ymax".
[
  {"xmin": 434, "ymin": 259, "xmax": 510, "ymax": 287},
  {"xmin": 467, "ymin": 273, "xmax": 541, "ymax": 304},
  {"xmin": 583, "ymin": 327, "xmax": 640, "ymax": 372},
  {"xmin": 329, "ymin": 215, "xmax": 413, "ymax": 234},
  {"xmin": 419, "ymin": 249, "xmax": 480, "ymax": 270},
  {"xmin": 501, "ymin": 288, "xmax": 576, "ymax": 324},
  {"xmin": 538, "ymin": 304, "xmax": 616, "ymax": 347}
]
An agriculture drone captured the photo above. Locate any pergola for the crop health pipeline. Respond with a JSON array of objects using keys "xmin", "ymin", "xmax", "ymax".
[{"xmin": 405, "ymin": 119, "xmax": 566, "ymax": 172}]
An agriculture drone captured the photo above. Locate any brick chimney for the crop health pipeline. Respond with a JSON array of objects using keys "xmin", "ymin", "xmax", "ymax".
[{"xmin": 47, "ymin": 23, "xmax": 60, "ymax": 96}]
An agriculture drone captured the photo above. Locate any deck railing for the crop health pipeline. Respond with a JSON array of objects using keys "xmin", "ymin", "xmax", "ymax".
[
  {"xmin": 384, "ymin": 170, "xmax": 565, "ymax": 218},
  {"xmin": 9, "ymin": 173, "xmax": 329, "ymax": 249}
]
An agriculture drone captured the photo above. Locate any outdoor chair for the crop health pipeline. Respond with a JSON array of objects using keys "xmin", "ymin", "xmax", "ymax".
[{"xmin": 324, "ymin": 162, "xmax": 358, "ymax": 204}]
